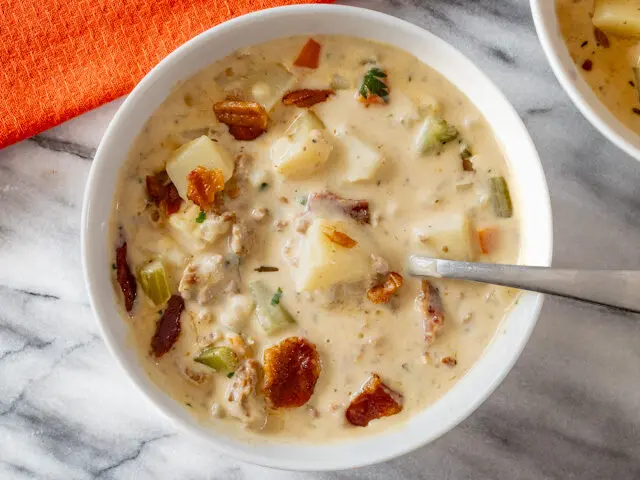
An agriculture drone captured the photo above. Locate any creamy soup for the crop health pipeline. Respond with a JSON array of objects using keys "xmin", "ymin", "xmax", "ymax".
[
  {"xmin": 111, "ymin": 35, "xmax": 520, "ymax": 442},
  {"xmin": 557, "ymin": 0, "xmax": 640, "ymax": 135}
]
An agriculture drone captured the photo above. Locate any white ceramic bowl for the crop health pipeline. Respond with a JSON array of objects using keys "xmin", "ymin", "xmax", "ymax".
[
  {"xmin": 531, "ymin": 0, "xmax": 640, "ymax": 161},
  {"xmin": 82, "ymin": 4, "xmax": 553, "ymax": 471}
]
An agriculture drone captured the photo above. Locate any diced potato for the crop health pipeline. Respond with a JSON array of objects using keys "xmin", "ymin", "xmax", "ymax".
[
  {"xmin": 166, "ymin": 136, "xmax": 234, "ymax": 200},
  {"xmin": 335, "ymin": 127, "xmax": 384, "ymax": 183},
  {"xmin": 593, "ymin": 0, "xmax": 640, "ymax": 37},
  {"xmin": 271, "ymin": 111, "xmax": 333, "ymax": 178},
  {"xmin": 296, "ymin": 218, "xmax": 372, "ymax": 291},
  {"xmin": 217, "ymin": 63, "xmax": 296, "ymax": 111},
  {"xmin": 388, "ymin": 92, "xmax": 419, "ymax": 127},
  {"xmin": 413, "ymin": 213, "xmax": 476, "ymax": 261},
  {"xmin": 168, "ymin": 204, "xmax": 207, "ymax": 253}
]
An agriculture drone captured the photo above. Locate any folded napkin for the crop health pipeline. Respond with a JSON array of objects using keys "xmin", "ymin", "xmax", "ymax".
[{"xmin": 0, "ymin": 0, "xmax": 330, "ymax": 149}]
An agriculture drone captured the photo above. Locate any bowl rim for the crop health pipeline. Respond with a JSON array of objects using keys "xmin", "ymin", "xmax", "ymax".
[
  {"xmin": 530, "ymin": 0, "xmax": 640, "ymax": 161},
  {"xmin": 82, "ymin": 4, "xmax": 553, "ymax": 470}
]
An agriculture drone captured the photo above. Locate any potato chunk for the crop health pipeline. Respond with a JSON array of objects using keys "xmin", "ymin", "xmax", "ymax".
[
  {"xmin": 593, "ymin": 0, "xmax": 640, "ymax": 37},
  {"xmin": 270, "ymin": 111, "xmax": 333, "ymax": 178},
  {"xmin": 413, "ymin": 212, "xmax": 475, "ymax": 261},
  {"xmin": 166, "ymin": 136, "xmax": 234, "ymax": 200},
  {"xmin": 335, "ymin": 127, "xmax": 384, "ymax": 183},
  {"xmin": 296, "ymin": 218, "xmax": 371, "ymax": 291}
]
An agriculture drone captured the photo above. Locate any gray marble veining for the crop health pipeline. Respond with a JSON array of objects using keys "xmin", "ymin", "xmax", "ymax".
[{"xmin": 1, "ymin": 0, "xmax": 640, "ymax": 478}]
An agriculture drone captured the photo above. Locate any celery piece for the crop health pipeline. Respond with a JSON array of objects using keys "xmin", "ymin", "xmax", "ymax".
[
  {"xmin": 138, "ymin": 260, "xmax": 171, "ymax": 306},
  {"xmin": 249, "ymin": 281, "xmax": 295, "ymax": 334},
  {"xmin": 490, "ymin": 176, "xmax": 513, "ymax": 218},
  {"xmin": 195, "ymin": 346, "xmax": 239, "ymax": 373},
  {"xmin": 415, "ymin": 116, "xmax": 459, "ymax": 155}
]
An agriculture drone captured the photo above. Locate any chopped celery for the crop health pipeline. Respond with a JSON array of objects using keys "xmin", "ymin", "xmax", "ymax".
[
  {"xmin": 249, "ymin": 281, "xmax": 295, "ymax": 334},
  {"xmin": 194, "ymin": 346, "xmax": 239, "ymax": 374},
  {"xmin": 415, "ymin": 116, "xmax": 459, "ymax": 155},
  {"xmin": 490, "ymin": 176, "xmax": 513, "ymax": 218},
  {"xmin": 138, "ymin": 260, "xmax": 171, "ymax": 306}
]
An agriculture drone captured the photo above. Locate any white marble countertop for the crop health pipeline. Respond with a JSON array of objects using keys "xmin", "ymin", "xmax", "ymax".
[{"xmin": 2, "ymin": 0, "xmax": 640, "ymax": 478}]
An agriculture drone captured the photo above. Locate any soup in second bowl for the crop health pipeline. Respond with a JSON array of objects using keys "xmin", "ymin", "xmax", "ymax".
[
  {"xmin": 557, "ymin": 0, "xmax": 640, "ymax": 135},
  {"xmin": 111, "ymin": 35, "xmax": 520, "ymax": 442}
]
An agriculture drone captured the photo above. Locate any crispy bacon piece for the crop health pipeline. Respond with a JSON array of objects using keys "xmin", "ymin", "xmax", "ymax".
[
  {"xmin": 186, "ymin": 167, "xmax": 225, "ymax": 211},
  {"xmin": 441, "ymin": 356, "xmax": 457, "ymax": 367},
  {"xmin": 322, "ymin": 226, "xmax": 357, "ymax": 248},
  {"xmin": 419, "ymin": 280, "xmax": 445, "ymax": 345},
  {"xmin": 477, "ymin": 227, "xmax": 500, "ymax": 255},
  {"xmin": 282, "ymin": 89, "xmax": 335, "ymax": 108},
  {"xmin": 367, "ymin": 272, "xmax": 403, "ymax": 304},
  {"xmin": 308, "ymin": 191, "xmax": 370, "ymax": 225},
  {"xmin": 227, "ymin": 125, "xmax": 266, "ymax": 141},
  {"xmin": 293, "ymin": 38, "xmax": 321, "ymax": 69},
  {"xmin": 213, "ymin": 100, "xmax": 268, "ymax": 136},
  {"xmin": 345, "ymin": 373, "xmax": 403, "ymax": 427},
  {"xmin": 263, "ymin": 337, "xmax": 321, "ymax": 409},
  {"xmin": 151, "ymin": 294, "xmax": 184, "ymax": 358},
  {"xmin": 115, "ymin": 242, "xmax": 137, "ymax": 313},
  {"xmin": 146, "ymin": 171, "xmax": 183, "ymax": 215}
]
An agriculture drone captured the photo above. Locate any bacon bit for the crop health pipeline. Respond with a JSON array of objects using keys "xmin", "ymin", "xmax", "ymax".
[
  {"xmin": 213, "ymin": 100, "xmax": 268, "ymax": 140},
  {"xmin": 186, "ymin": 167, "xmax": 225, "ymax": 210},
  {"xmin": 146, "ymin": 171, "xmax": 183, "ymax": 216},
  {"xmin": 224, "ymin": 177, "xmax": 241, "ymax": 199},
  {"xmin": 227, "ymin": 125, "xmax": 266, "ymax": 141},
  {"xmin": 478, "ymin": 227, "xmax": 500, "ymax": 255},
  {"xmin": 282, "ymin": 89, "xmax": 335, "ymax": 108},
  {"xmin": 441, "ymin": 356, "xmax": 457, "ymax": 367},
  {"xmin": 115, "ymin": 242, "xmax": 137, "ymax": 313},
  {"xmin": 293, "ymin": 38, "xmax": 322, "ymax": 69},
  {"xmin": 213, "ymin": 100, "xmax": 268, "ymax": 129},
  {"xmin": 345, "ymin": 373, "xmax": 403, "ymax": 427},
  {"xmin": 151, "ymin": 294, "xmax": 184, "ymax": 357},
  {"xmin": 367, "ymin": 272, "xmax": 403, "ymax": 304},
  {"xmin": 165, "ymin": 183, "xmax": 182, "ymax": 214},
  {"xmin": 593, "ymin": 27, "xmax": 609, "ymax": 48},
  {"xmin": 419, "ymin": 280, "xmax": 445, "ymax": 345},
  {"xmin": 322, "ymin": 226, "xmax": 357, "ymax": 248},
  {"xmin": 264, "ymin": 337, "xmax": 321, "ymax": 409},
  {"xmin": 308, "ymin": 191, "xmax": 370, "ymax": 225}
]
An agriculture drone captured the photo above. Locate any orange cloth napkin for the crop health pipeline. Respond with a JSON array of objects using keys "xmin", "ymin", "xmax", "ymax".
[{"xmin": 0, "ymin": 0, "xmax": 331, "ymax": 149}]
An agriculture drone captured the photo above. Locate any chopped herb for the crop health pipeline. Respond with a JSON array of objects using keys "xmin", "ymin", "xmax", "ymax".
[
  {"xmin": 359, "ymin": 67, "xmax": 389, "ymax": 103},
  {"xmin": 260, "ymin": 182, "xmax": 269, "ymax": 191},
  {"xmin": 227, "ymin": 372, "xmax": 235, "ymax": 378},
  {"xmin": 111, "ymin": 263, "xmax": 116, "ymax": 270},
  {"xmin": 195, "ymin": 211, "xmax": 206, "ymax": 223},
  {"xmin": 255, "ymin": 266, "xmax": 280, "ymax": 272},
  {"xmin": 185, "ymin": 402, "xmax": 193, "ymax": 408},
  {"xmin": 271, "ymin": 287, "xmax": 283, "ymax": 306},
  {"xmin": 296, "ymin": 195, "xmax": 308, "ymax": 206},
  {"xmin": 580, "ymin": 40, "xmax": 588, "ymax": 48},
  {"xmin": 630, "ymin": 81, "xmax": 636, "ymax": 88}
]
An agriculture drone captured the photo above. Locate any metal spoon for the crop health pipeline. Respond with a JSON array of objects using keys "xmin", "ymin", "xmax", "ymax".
[{"xmin": 407, "ymin": 256, "xmax": 640, "ymax": 314}]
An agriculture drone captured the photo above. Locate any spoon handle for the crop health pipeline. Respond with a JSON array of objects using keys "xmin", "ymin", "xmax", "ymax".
[{"xmin": 407, "ymin": 256, "xmax": 640, "ymax": 314}]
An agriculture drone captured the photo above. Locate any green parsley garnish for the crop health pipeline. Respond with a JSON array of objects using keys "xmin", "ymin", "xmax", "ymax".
[
  {"xmin": 271, "ymin": 287, "xmax": 283, "ymax": 306},
  {"xmin": 359, "ymin": 67, "xmax": 389, "ymax": 103},
  {"xmin": 259, "ymin": 182, "xmax": 269, "ymax": 191},
  {"xmin": 195, "ymin": 211, "xmax": 206, "ymax": 223},
  {"xmin": 227, "ymin": 372, "xmax": 235, "ymax": 378},
  {"xmin": 296, "ymin": 195, "xmax": 308, "ymax": 206}
]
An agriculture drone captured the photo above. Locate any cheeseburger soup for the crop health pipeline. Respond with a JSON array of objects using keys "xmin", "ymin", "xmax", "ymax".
[
  {"xmin": 111, "ymin": 35, "xmax": 520, "ymax": 441},
  {"xmin": 557, "ymin": 0, "xmax": 640, "ymax": 135}
]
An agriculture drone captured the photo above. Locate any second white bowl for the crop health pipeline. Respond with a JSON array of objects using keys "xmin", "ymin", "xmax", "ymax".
[{"xmin": 531, "ymin": 0, "xmax": 640, "ymax": 161}]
